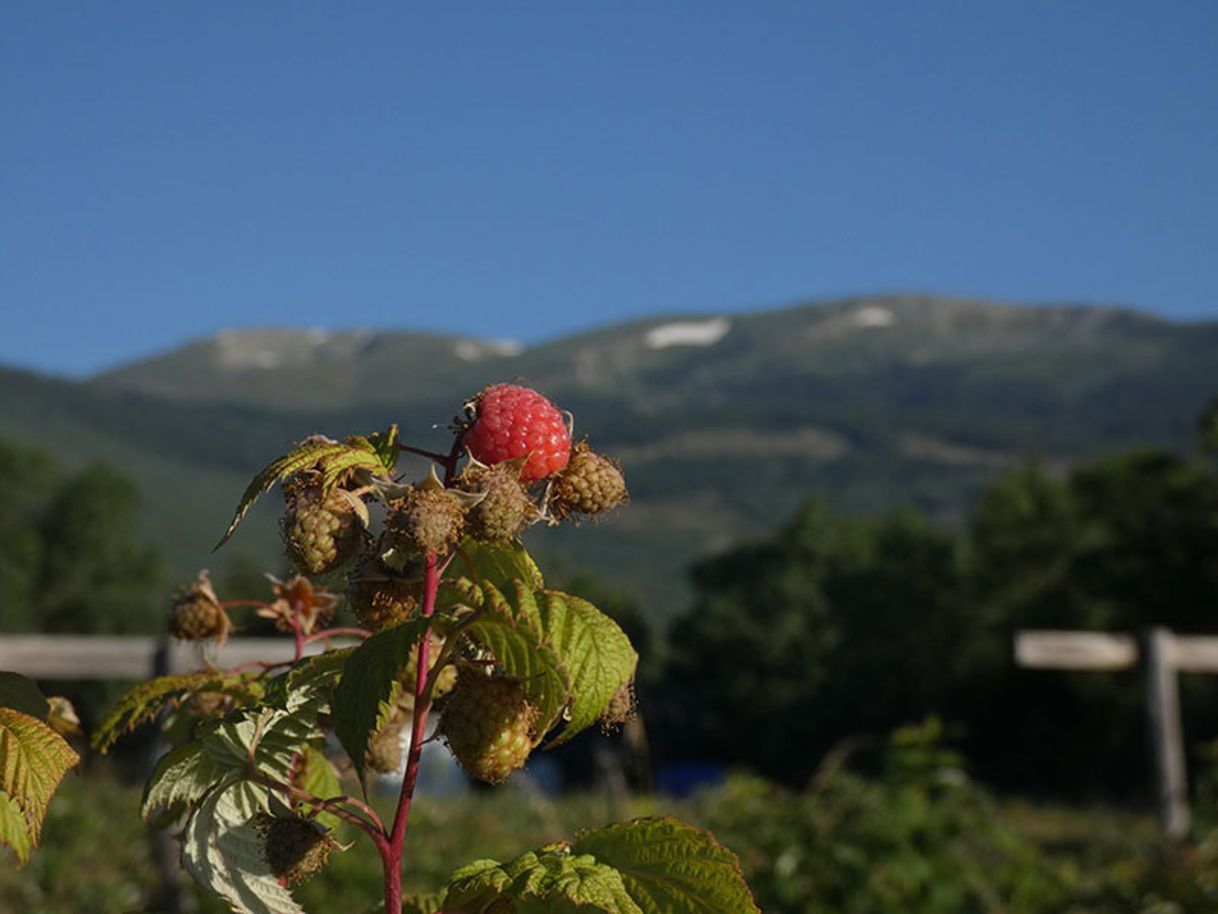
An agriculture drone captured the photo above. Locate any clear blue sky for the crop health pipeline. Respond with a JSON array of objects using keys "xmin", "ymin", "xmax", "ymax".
[{"xmin": 2, "ymin": 2, "xmax": 1216, "ymax": 377}]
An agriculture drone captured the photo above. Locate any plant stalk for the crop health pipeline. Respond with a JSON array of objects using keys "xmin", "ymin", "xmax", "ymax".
[{"xmin": 382, "ymin": 548, "xmax": 441, "ymax": 913}]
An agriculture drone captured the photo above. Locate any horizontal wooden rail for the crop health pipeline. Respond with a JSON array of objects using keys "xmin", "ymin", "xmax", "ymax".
[
  {"xmin": 1015, "ymin": 630, "xmax": 1138, "ymax": 671},
  {"xmin": 0, "ymin": 635, "xmax": 333, "ymax": 679}
]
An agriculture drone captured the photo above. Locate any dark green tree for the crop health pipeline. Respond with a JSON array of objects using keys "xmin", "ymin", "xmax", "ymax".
[
  {"xmin": 0, "ymin": 437, "xmax": 58, "ymax": 630},
  {"xmin": 962, "ymin": 449, "xmax": 1218, "ymax": 793},
  {"xmin": 664, "ymin": 501, "xmax": 968, "ymax": 783},
  {"xmin": 0, "ymin": 434, "xmax": 163, "ymax": 635}
]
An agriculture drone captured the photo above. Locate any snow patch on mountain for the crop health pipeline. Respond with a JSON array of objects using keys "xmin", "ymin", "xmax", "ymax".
[
  {"xmin": 644, "ymin": 317, "xmax": 731, "ymax": 349},
  {"xmin": 854, "ymin": 306, "xmax": 896, "ymax": 328},
  {"xmin": 454, "ymin": 339, "xmax": 525, "ymax": 361}
]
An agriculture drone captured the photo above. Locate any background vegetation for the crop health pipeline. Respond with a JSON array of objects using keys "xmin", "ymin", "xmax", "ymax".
[
  {"xmin": 6, "ymin": 300, "xmax": 1218, "ymax": 910},
  {"xmin": 8, "ymin": 722, "xmax": 1218, "ymax": 914}
]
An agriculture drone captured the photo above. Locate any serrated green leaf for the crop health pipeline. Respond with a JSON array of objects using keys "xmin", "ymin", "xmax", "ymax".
[
  {"xmin": 93, "ymin": 670, "xmax": 262, "ymax": 753},
  {"xmin": 539, "ymin": 591, "xmax": 638, "ymax": 747},
  {"xmin": 216, "ymin": 438, "xmax": 349, "ymax": 549},
  {"xmin": 401, "ymin": 891, "xmax": 445, "ymax": 914},
  {"xmin": 0, "ymin": 792, "xmax": 32, "ymax": 864},
  {"xmin": 571, "ymin": 817, "xmax": 760, "ymax": 914},
  {"xmin": 443, "ymin": 855, "xmax": 523, "ymax": 909},
  {"xmin": 517, "ymin": 855, "xmax": 640, "ymax": 914},
  {"xmin": 464, "ymin": 582, "xmax": 570, "ymax": 742},
  {"xmin": 182, "ymin": 779, "xmax": 304, "ymax": 914},
  {"xmin": 215, "ymin": 437, "xmax": 391, "ymax": 550},
  {"xmin": 262, "ymin": 648, "xmax": 351, "ymax": 714},
  {"xmin": 317, "ymin": 446, "xmax": 386, "ymax": 494},
  {"xmin": 332, "ymin": 618, "xmax": 430, "ymax": 781},
  {"xmin": 198, "ymin": 705, "xmax": 321, "ymax": 786},
  {"xmin": 141, "ymin": 741, "xmax": 229, "ymax": 821},
  {"xmin": 0, "ymin": 708, "xmax": 79, "ymax": 858},
  {"xmin": 443, "ymin": 847, "xmax": 641, "ymax": 914},
  {"xmin": 0, "ymin": 673, "xmax": 49, "ymax": 720},
  {"xmin": 450, "ymin": 538, "xmax": 545, "ymax": 593},
  {"xmin": 360, "ymin": 424, "xmax": 401, "ymax": 473},
  {"xmin": 292, "ymin": 744, "xmax": 342, "ymax": 832}
]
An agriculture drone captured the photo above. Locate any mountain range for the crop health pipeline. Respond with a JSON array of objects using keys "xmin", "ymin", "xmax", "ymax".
[{"xmin": 3, "ymin": 294, "xmax": 1215, "ymax": 623}]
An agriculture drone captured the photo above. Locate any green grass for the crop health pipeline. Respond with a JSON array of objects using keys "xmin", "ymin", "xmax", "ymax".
[{"xmin": 6, "ymin": 767, "xmax": 1218, "ymax": 914}]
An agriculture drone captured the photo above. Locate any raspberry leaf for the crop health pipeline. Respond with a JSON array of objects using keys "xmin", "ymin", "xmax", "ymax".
[
  {"xmin": 538, "ymin": 591, "xmax": 638, "ymax": 747},
  {"xmin": 291, "ymin": 744, "xmax": 343, "ymax": 831},
  {"xmin": 262, "ymin": 648, "xmax": 350, "ymax": 716},
  {"xmin": 449, "ymin": 537, "xmax": 545, "ymax": 593},
  {"xmin": 0, "ymin": 672, "xmax": 50, "ymax": 721},
  {"xmin": 198, "ymin": 706, "xmax": 321, "ymax": 785},
  {"xmin": 351, "ymin": 423, "xmax": 400, "ymax": 474},
  {"xmin": 0, "ymin": 708, "xmax": 79, "ymax": 864},
  {"xmin": 332, "ymin": 618, "xmax": 430, "ymax": 781},
  {"xmin": 182, "ymin": 778, "xmax": 305, "ymax": 914},
  {"xmin": 571, "ymin": 817, "xmax": 761, "ymax": 914},
  {"xmin": 442, "ymin": 847, "xmax": 642, "ymax": 914},
  {"xmin": 141, "ymin": 741, "xmax": 229, "ymax": 821},
  {"xmin": 216, "ymin": 435, "xmax": 390, "ymax": 550},
  {"xmin": 401, "ymin": 891, "xmax": 445, "ymax": 914},
  {"xmin": 465, "ymin": 581, "xmax": 570, "ymax": 741},
  {"xmin": 93, "ymin": 670, "xmax": 263, "ymax": 753},
  {"xmin": 0, "ymin": 793, "xmax": 32, "ymax": 864}
]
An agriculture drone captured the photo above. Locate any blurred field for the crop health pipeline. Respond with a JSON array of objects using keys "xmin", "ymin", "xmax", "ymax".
[{"xmin": 7, "ymin": 725, "xmax": 1218, "ymax": 914}]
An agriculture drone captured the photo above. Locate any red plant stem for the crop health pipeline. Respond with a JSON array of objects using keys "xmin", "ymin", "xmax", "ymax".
[
  {"xmin": 251, "ymin": 770, "xmax": 389, "ymax": 854},
  {"xmin": 291, "ymin": 617, "xmax": 305, "ymax": 662},
  {"xmin": 379, "ymin": 430, "xmax": 464, "ymax": 910},
  {"xmin": 382, "ymin": 548, "xmax": 441, "ymax": 913},
  {"xmin": 219, "ymin": 599, "xmax": 272, "ymax": 610},
  {"xmin": 397, "ymin": 443, "xmax": 450, "ymax": 464}
]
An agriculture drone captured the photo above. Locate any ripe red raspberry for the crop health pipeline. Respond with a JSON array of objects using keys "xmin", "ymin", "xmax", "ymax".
[{"xmin": 464, "ymin": 384, "xmax": 571, "ymax": 483}]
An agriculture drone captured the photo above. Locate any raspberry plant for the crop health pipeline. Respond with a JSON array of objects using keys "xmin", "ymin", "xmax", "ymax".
[{"xmin": 81, "ymin": 384, "xmax": 758, "ymax": 914}]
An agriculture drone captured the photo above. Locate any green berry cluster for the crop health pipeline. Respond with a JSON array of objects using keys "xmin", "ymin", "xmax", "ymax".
[{"xmin": 439, "ymin": 669, "xmax": 539, "ymax": 784}]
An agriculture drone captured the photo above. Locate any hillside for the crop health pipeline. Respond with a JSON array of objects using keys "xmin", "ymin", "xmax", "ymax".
[{"xmin": 5, "ymin": 295, "xmax": 1216, "ymax": 623}]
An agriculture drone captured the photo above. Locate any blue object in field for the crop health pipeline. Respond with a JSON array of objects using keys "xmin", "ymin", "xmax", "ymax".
[{"xmin": 655, "ymin": 763, "xmax": 727, "ymax": 797}]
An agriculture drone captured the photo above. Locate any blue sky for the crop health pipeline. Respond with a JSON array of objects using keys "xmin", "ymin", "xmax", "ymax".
[{"xmin": 2, "ymin": 2, "xmax": 1216, "ymax": 377}]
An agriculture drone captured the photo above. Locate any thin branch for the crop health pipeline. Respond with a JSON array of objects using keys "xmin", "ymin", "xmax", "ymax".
[
  {"xmin": 248, "ymin": 769, "xmax": 388, "ymax": 850},
  {"xmin": 305, "ymin": 626, "xmax": 372, "ymax": 644},
  {"xmin": 383, "ymin": 548, "xmax": 442, "ymax": 914},
  {"xmin": 397, "ymin": 443, "xmax": 449, "ymax": 464},
  {"xmin": 290, "ymin": 616, "xmax": 305, "ymax": 662},
  {"xmin": 219, "ymin": 599, "xmax": 273, "ymax": 611}
]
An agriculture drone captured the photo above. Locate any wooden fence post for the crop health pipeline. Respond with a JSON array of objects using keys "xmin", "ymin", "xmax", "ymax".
[{"xmin": 1144, "ymin": 627, "xmax": 1191, "ymax": 840}]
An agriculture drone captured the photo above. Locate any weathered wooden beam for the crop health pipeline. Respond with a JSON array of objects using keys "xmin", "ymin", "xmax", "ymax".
[
  {"xmin": 1014, "ymin": 630, "xmax": 1138, "ymax": 671},
  {"xmin": 1166, "ymin": 635, "xmax": 1218, "ymax": 674},
  {"xmin": 1144, "ymin": 628, "xmax": 1191, "ymax": 839},
  {"xmin": 0, "ymin": 636, "xmax": 326, "ymax": 680}
]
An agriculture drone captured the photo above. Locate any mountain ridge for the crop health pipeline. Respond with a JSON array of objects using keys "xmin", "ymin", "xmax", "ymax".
[
  {"xmin": 4, "ymin": 294, "xmax": 1214, "ymax": 623},
  {"xmin": 92, "ymin": 295, "xmax": 1211, "ymax": 411}
]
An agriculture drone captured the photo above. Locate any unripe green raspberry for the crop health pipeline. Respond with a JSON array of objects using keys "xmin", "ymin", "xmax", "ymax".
[
  {"xmin": 365, "ymin": 710, "xmax": 407, "ymax": 774},
  {"xmin": 186, "ymin": 690, "xmax": 231, "ymax": 719},
  {"xmin": 457, "ymin": 461, "xmax": 537, "ymax": 541},
  {"xmin": 385, "ymin": 479, "xmax": 467, "ymax": 557},
  {"xmin": 549, "ymin": 443, "xmax": 627, "ymax": 521},
  {"xmin": 256, "ymin": 814, "xmax": 337, "ymax": 886},
  {"xmin": 439, "ymin": 670, "xmax": 537, "ymax": 784},
  {"xmin": 168, "ymin": 571, "xmax": 231, "ymax": 643},
  {"xmin": 282, "ymin": 478, "xmax": 366, "ymax": 575},
  {"xmin": 346, "ymin": 563, "xmax": 420, "ymax": 632}
]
